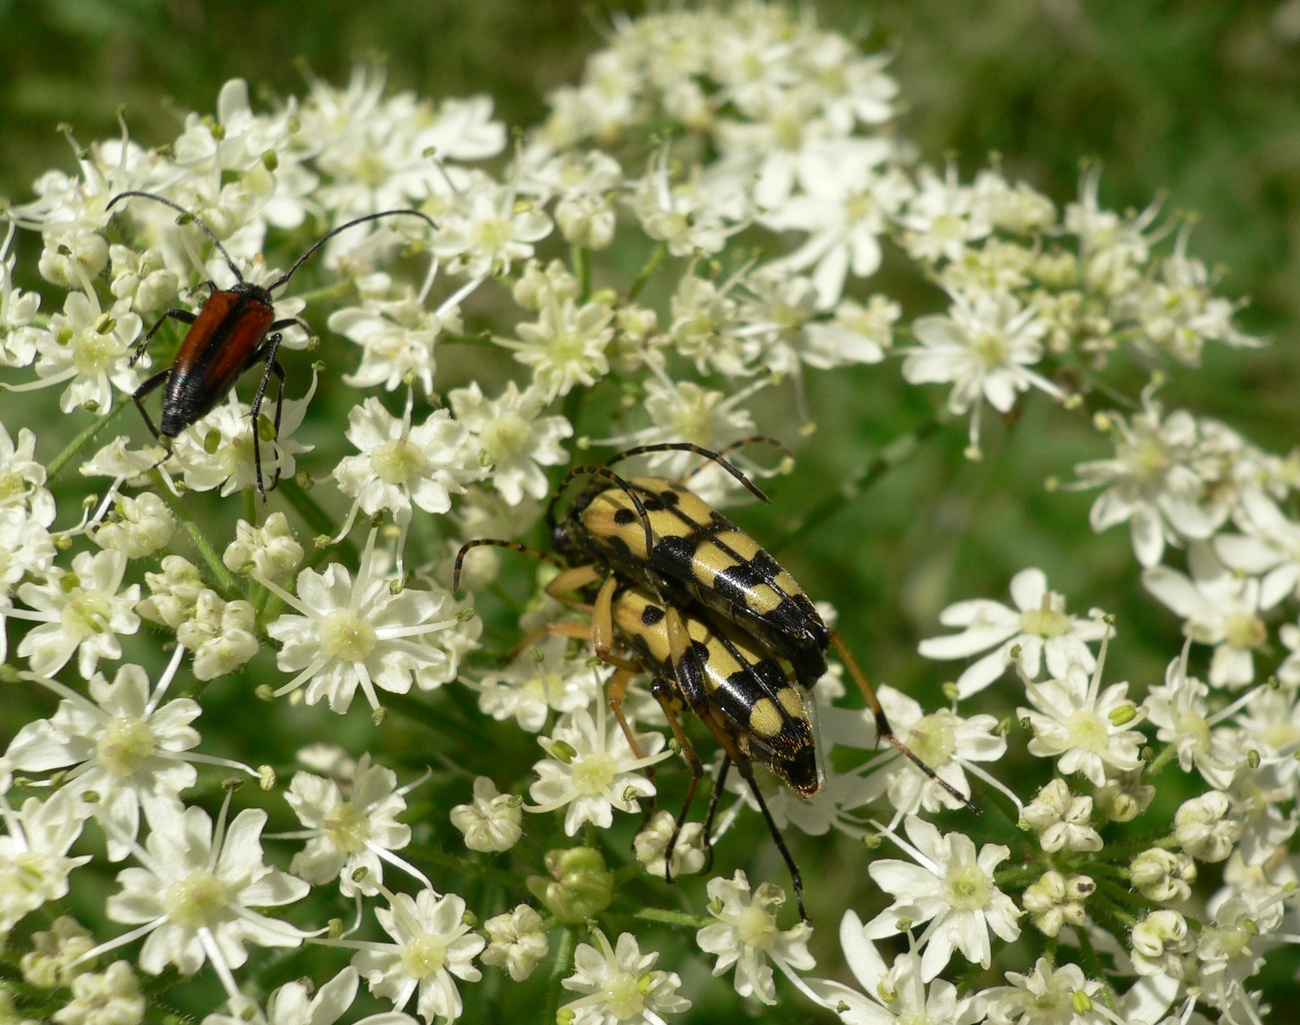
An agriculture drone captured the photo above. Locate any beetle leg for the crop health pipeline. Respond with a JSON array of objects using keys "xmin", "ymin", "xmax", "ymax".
[
  {"xmin": 830, "ymin": 632, "xmax": 978, "ymax": 813},
  {"xmin": 543, "ymin": 564, "xmax": 604, "ymax": 609},
  {"xmin": 683, "ymin": 694, "xmax": 809, "ymax": 921},
  {"xmin": 589, "ymin": 573, "xmax": 634, "ymax": 668},
  {"xmin": 649, "ymin": 678, "xmax": 704, "ymax": 884},
  {"xmin": 132, "ymin": 308, "xmax": 196, "ymax": 366},
  {"xmin": 132, "ymin": 369, "xmax": 170, "ymax": 440},
  {"xmin": 607, "ymin": 666, "xmax": 647, "ymax": 762},
  {"xmin": 699, "ymin": 755, "xmax": 730, "ymax": 874},
  {"xmin": 246, "ymin": 333, "xmax": 286, "ymax": 499}
]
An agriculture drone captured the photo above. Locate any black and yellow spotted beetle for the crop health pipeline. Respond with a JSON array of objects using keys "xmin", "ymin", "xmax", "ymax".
[
  {"xmin": 545, "ymin": 440, "xmax": 975, "ymax": 812},
  {"xmin": 452, "ymin": 545, "xmax": 820, "ymax": 917}
]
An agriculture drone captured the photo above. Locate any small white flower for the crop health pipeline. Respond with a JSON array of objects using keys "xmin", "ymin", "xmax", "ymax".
[
  {"xmin": 433, "ymin": 175, "xmax": 552, "ymax": 279},
  {"xmin": 1018, "ymin": 779, "xmax": 1103, "ymax": 853},
  {"xmin": 333, "ymin": 397, "xmax": 479, "ymax": 529},
  {"xmin": 449, "ymin": 776, "xmax": 523, "ymax": 853},
  {"xmin": 449, "ymin": 381, "xmax": 572, "ymax": 505},
  {"xmin": 498, "ymin": 293, "xmax": 615, "ymax": 400},
  {"xmin": 527, "ymin": 706, "xmax": 668, "ymax": 836},
  {"xmin": 1020, "ymin": 870, "xmax": 1094, "ymax": 938},
  {"xmin": 102, "ymin": 802, "xmax": 310, "ymax": 984},
  {"xmin": 560, "ymin": 928, "xmax": 691, "ymax": 1025},
  {"xmin": 1143, "ymin": 543, "xmax": 1267, "ymax": 689},
  {"xmin": 918, "ymin": 567, "xmax": 1107, "ymax": 697},
  {"xmin": 351, "ymin": 888, "xmax": 485, "ymax": 1025},
  {"xmin": 282, "ymin": 754, "xmax": 417, "ymax": 897},
  {"xmin": 469, "ymin": 632, "xmax": 601, "ymax": 732},
  {"xmin": 902, "ymin": 290, "xmax": 1060, "ymax": 454},
  {"xmin": 695, "ymin": 870, "xmax": 814, "ymax": 1006},
  {"xmin": 0, "ymin": 790, "xmax": 92, "ymax": 936},
  {"xmin": 1130, "ymin": 849, "xmax": 1196, "ymax": 904},
  {"xmin": 177, "ymin": 591, "xmax": 260, "ymax": 681},
  {"xmin": 801, "ymin": 295, "xmax": 897, "ymax": 370},
  {"xmin": 633, "ymin": 809, "xmax": 706, "ymax": 880},
  {"xmin": 20, "ymin": 916, "xmax": 94, "ymax": 988},
  {"xmin": 481, "ymin": 905, "xmax": 549, "ymax": 982},
  {"xmin": 24, "ymin": 292, "xmax": 142, "ymax": 415},
  {"xmin": 263, "ymin": 529, "xmax": 462, "ymax": 713},
  {"xmin": 1073, "ymin": 388, "xmax": 1223, "ymax": 567},
  {"xmin": 5, "ymin": 655, "xmax": 202, "ymax": 860},
  {"xmin": 862, "ymin": 817, "xmax": 1021, "ymax": 981},
  {"xmin": 1215, "ymin": 490, "xmax": 1300, "ymax": 608},
  {"xmin": 1174, "ymin": 791, "xmax": 1243, "ymax": 862},
  {"xmin": 984, "ymin": 958, "xmax": 1107, "ymax": 1025},
  {"xmin": 14, "ymin": 549, "xmax": 141, "ymax": 679},
  {"xmin": 808, "ymin": 917, "xmax": 986, "ymax": 1025},
  {"xmin": 0, "ymin": 424, "xmax": 56, "ymax": 523},
  {"xmin": 760, "ymin": 142, "xmax": 910, "ymax": 308},
  {"xmin": 897, "ymin": 164, "xmax": 993, "ymax": 265},
  {"xmin": 331, "ymin": 271, "xmax": 467, "ymax": 395},
  {"xmin": 1129, "ymin": 910, "xmax": 1191, "ymax": 978},
  {"xmin": 222, "ymin": 512, "xmax": 303, "ymax": 582},
  {"xmin": 843, "ymin": 687, "xmax": 1004, "ymax": 815},
  {"xmin": 199, "ymin": 966, "xmax": 363, "ymax": 1025},
  {"xmin": 1018, "ymin": 637, "xmax": 1147, "ymax": 786},
  {"xmin": 51, "ymin": 959, "xmax": 145, "ymax": 1025},
  {"xmin": 89, "ymin": 492, "xmax": 175, "ymax": 559},
  {"xmin": 1145, "ymin": 645, "xmax": 1243, "ymax": 787},
  {"xmin": 168, "ymin": 384, "xmax": 315, "ymax": 497}
]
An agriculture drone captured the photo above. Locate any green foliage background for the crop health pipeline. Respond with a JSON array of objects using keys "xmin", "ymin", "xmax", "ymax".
[{"xmin": 1, "ymin": 0, "xmax": 1298, "ymax": 1018}]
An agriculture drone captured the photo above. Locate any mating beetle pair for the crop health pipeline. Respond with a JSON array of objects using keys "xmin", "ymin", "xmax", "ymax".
[
  {"xmin": 457, "ymin": 441, "xmax": 975, "ymax": 919},
  {"xmin": 106, "ymin": 191, "xmax": 435, "ymax": 496}
]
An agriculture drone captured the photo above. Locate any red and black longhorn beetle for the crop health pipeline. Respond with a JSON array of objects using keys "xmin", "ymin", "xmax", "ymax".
[{"xmin": 106, "ymin": 191, "xmax": 436, "ymax": 497}]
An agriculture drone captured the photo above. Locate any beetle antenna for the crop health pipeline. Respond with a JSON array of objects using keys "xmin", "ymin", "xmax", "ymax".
[
  {"xmin": 107, "ymin": 191, "xmax": 244, "ymax": 284},
  {"xmin": 267, "ymin": 210, "xmax": 438, "ymax": 291},
  {"xmin": 453, "ymin": 538, "xmax": 562, "ymax": 592}
]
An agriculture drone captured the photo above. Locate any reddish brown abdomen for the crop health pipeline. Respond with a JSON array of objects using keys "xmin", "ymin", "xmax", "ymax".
[{"xmin": 160, "ymin": 290, "xmax": 275, "ymax": 436}]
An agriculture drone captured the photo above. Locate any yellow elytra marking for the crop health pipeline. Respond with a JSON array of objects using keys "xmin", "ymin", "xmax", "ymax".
[
  {"xmin": 748, "ymin": 697, "xmax": 784, "ymax": 739},
  {"xmin": 714, "ymin": 530, "xmax": 761, "ymax": 560},
  {"xmin": 776, "ymin": 686, "xmax": 807, "ymax": 720},
  {"xmin": 703, "ymin": 638, "xmax": 744, "ymax": 680}
]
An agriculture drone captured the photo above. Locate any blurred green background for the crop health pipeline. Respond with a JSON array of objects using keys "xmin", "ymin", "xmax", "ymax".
[{"xmin": 2, "ymin": 0, "xmax": 1297, "ymax": 1016}]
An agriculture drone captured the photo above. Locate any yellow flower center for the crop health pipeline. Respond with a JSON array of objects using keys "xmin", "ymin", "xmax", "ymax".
[
  {"xmin": 323, "ymin": 800, "xmax": 371, "ymax": 853},
  {"xmin": 400, "ymin": 933, "xmax": 448, "ymax": 979},
  {"xmin": 371, "ymin": 436, "xmax": 427, "ymax": 486},
  {"xmin": 321, "ymin": 610, "xmax": 378, "ymax": 663},
  {"xmin": 96, "ymin": 716, "xmax": 157, "ymax": 777},
  {"xmin": 164, "ymin": 870, "xmax": 229, "ymax": 928},
  {"xmin": 944, "ymin": 863, "xmax": 991, "ymax": 911}
]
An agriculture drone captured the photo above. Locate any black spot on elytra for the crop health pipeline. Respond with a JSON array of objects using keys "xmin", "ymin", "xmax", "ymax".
[
  {"xmin": 613, "ymin": 508, "xmax": 637, "ymax": 526},
  {"xmin": 652, "ymin": 534, "xmax": 697, "ymax": 570},
  {"xmin": 658, "ymin": 488, "xmax": 680, "ymax": 507},
  {"xmin": 640, "ymin": 604, "xmax": 665, "ymax": 626},
  {"xmin": 712, "ymin": 571, "xmax": 748, "ymax": 606}
]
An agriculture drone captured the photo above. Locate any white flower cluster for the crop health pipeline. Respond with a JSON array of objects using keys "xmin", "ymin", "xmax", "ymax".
[{"xmin": 0, "ymin": 1, "xmax": 1293, "ymax": 1024}]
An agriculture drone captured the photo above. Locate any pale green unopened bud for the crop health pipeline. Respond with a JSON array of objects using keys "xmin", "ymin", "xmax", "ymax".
[{"xmin": 527, "ymin": 847, "xmax": 615, "ymax": 923}]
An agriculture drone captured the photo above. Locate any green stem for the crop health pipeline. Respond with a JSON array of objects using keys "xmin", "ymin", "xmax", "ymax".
[
  {"xmin": 627, "ymin": 243, "xmax": 667, "ymax": 302},
  {"xmin": 412, "ymin": 845, "xmax": 531, "ymax": 891},
  {"xmin": 1145, "ymin": 743, "xmax": 1179, "ymax": 778},
  {"xmin": 441, "ymin": 330, "xmax": 498, "ymax": 347},
  {"xmin": 770, "ymin": 415, "xmax": 942, "ymax": 556},
  {"xmin": 572, "ymin": 245, "xmax": 591, "ymax": 303},
  {"xmin": 155, "ymin": 474, "xmax": 241, "ymax": 597},
  {"xmin": 545, "ymin": 926, "xmax": 577, "ymax": 1025},
  {"xmin": 634, "ymin": 908, "xmax": 710, "ymax": 929},
  {"xmin": 1075, "ymin": 923, "xmax": 1120, "ymax": 1012},
  {"xmin": 47, "ymin": 400, "xmax": 133, "ymax": 481}
]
